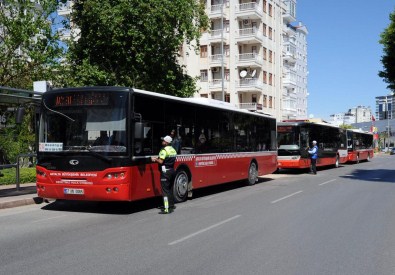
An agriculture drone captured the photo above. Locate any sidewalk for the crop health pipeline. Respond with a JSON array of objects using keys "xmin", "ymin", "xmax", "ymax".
[{"xmin": 0, "ymin": 183, "xmax": 43, "ymax": 210}]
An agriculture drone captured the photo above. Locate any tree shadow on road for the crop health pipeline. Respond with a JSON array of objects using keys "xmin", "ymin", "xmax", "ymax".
[{"xmin": 339, "ymin": 169, "xmax": 395, "ymax": 184}]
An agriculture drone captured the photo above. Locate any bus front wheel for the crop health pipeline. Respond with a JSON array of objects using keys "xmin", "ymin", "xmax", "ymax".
[
  {"xmin": 173, "ymin": 170, "xmax": 189, "ymax": 203},
  {"xmin": 246, "ymin": 162, "xmax": 258, "ymax": 186}
]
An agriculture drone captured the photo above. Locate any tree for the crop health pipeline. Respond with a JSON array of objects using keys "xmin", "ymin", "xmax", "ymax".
[
  {"xmin": 61, "ymin": 0, "xmax": 208, "ymax": 97},
  {"xmin": 379, "ymin": 8, "xmax": 395, "ymax": 93},
  {"xmin": 0, "ymin": 0, "xmax": 64, "ymax": 89}
]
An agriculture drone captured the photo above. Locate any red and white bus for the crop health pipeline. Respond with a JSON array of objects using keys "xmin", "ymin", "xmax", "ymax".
[
  {"xmin": 346, "ymin": 129, "xmax": 374, "ymax": 163},
  {"xmin": 277, "ymin": 120, "xmax": 348, "ymax": 169},
  {"xmin": 36, "ymin": 87, "xmax": 277, "ymax": 203}
]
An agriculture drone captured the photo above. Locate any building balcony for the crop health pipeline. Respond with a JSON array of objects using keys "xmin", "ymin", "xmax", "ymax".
[
  {"xmin": 283, "ymin": 77, "xmax": 297, "ymax": 89},
  {"xmin": 209, "ymin": 54, "xmax": 228, "ymax": 66},
  {"xmin": 209, "ymin": 79, "xmax": 229, "ymax": 91},
  {"xmin": 208, "ymin": 4, "xmax": 227, "ymax": 19},
  {"xmin": 283, "ymin": 51, "xmax": 296, "ymax": 64},
  {"xmin": 239, "ymin": 103, "xmax": 263, "ymax": 111},
  {"xmin": 209, "ymin": 29, "xmax": 229, "ymax": 43},
  {"xmin": 235, "ymin": 28, "xmax": 264, "ymax": 44},
  {"xmin": 235, "ymin": 2, "xmax": 263, "ymax": 20},
  {"xmin": 236, "ymin": 53, "xmax": 263, "ymax": 67},
  {"xmin": 236, "ymin": 78, "xmax": 264, "ymax": 92}
]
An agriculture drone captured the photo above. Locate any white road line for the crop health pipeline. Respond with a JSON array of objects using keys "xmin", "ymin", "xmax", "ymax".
[
  {"xmin": 271, "ymin": 191, "xmax": 303, "ymax": 204},
  {"xmin": 168, "ymin": 215, "xmax": 241, "ymax": 245},
  {"xmin": 31, "ymin": 214, "xmax": 69, "ymax": 223},
  {"xmin": 319, "ymin": 179, "xmax": 337, "ymax": 186}
]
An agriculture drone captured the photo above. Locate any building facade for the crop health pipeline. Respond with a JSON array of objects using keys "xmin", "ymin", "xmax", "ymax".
[
  {"xmin": 376, "ymin": 94, "xmax": 394, "ymax": 120},
  {"xmin": 180, "ymin": 0, "xmax": 308, "ymax": 121},
  {"xmin": 329, "ymin": 106, "xmax": 372, "ymax": 126}
]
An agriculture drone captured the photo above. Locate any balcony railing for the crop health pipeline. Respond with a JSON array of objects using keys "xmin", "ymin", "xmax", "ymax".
[
  {"xmin": 236, "ymin": 28, "xmax": 264, "ymax": 43},
  {"xmin": 236, "ymin": 78, "xmax": 263, "ymax": 89},
  {"xmin": 239, "ymin": 103, "xmax": 263, "ymax": 111},
  {"xmin": 237, "ymin": 53, "xmax": 263, "ymax": 66}
]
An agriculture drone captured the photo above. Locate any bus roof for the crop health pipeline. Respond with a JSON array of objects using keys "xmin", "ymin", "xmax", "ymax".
[{"xmin": 44, "ymin": 86, "xmax": 275, "ymax": 119}]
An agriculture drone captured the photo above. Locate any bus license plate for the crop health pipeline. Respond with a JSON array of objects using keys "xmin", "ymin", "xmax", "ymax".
[{"xmin": 64, "ymin": 188, "xmax": 84, "ymax": 195}]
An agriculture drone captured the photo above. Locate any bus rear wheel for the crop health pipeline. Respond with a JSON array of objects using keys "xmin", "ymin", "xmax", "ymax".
[
  {"xmin": 173, "ymin": 170, "xmax": 189, "ymax": 203},
  {"xmin": 246, "ymin": 162, "xmax": 258, "ymax": 185}
]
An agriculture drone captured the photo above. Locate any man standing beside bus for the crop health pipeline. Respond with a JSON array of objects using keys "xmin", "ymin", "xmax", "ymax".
[
  {"xmin": 308, "ymin": 140, "xmax": 318, "ymax": 174},
  {"xmin": 151, "ymin": 135, "xmax": 177, "ymax": 214}
]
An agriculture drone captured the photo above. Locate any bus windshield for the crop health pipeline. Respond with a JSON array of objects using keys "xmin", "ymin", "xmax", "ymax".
[
  {"xmin": 39, "ymin": 91, "xmax": 128, "ymax": 154},
  {"xmin": 277, "ymin": 125, "xmax": 300, "ymax": 149}
]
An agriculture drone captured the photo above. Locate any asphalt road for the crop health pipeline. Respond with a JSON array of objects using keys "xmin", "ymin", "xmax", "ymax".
[{"xmin": 1, "ymin": 155, "xmax": 395, "ymax": 275}]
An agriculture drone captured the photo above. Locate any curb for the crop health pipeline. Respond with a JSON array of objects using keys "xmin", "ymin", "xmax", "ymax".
[{"xmin": 0, "ymin": 196, "xmax": 43, "ymax": 210}]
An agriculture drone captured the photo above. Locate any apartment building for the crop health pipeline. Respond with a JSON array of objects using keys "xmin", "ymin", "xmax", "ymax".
[
  {"xmin": 376, "ymin": 95, "xmax": 394, "ymax": 120},
  {"xmin": 329, "ymin": 105, "xmax": 373, "ymax": 126},
  {"xmin": 180, "ymin": 0, "xmax": 308, "ymax": 120}
]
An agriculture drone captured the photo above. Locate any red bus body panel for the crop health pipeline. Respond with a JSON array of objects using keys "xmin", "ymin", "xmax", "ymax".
[
  {"xmin": 37, "ymin": 152, "xmax": 277, "ymax": 202},
  {"xmin": 278, "ymin": 156, "xmax": 339, "ymax": 169},
  {"xmin": 347, "ymin": 149, "xmax": 374, "ymax": 162}
]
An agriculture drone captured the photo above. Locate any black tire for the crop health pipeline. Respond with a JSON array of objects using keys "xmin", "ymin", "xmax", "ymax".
[
  {"xmin": 246, "ymin": 162, "xmax": 258, "ymax": 186},
  {"xmin": 367, "ymin": 153, "xmax": 370, "ymax": 162},
  {"xmin": 172, "ymin": 170, "xmax": 189, "ymax": 203}
]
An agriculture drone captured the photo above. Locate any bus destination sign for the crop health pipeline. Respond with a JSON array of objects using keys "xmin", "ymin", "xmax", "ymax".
[{"xmin": 54, "ymin": 93, "xmax": 109, "ymax": 107}]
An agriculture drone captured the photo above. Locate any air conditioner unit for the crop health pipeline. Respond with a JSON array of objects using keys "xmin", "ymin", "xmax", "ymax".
[
  {"xmin": 243, "ymin": 19, "xmax": 251, "ymax": 26},
  {"xmin": 212, "ymin": 67, "xmax": 219, "ymax": 72}
]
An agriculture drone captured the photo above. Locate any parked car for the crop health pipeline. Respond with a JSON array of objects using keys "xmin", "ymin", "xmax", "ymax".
[{"xmin": 390, "ymin": 148, "xmax": 395, "ymax": 155}]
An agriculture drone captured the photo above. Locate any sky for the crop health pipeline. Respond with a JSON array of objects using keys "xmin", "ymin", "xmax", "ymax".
[{"xmin": 296, "ymin": 0, "xmax": 395, "ymax": 120}]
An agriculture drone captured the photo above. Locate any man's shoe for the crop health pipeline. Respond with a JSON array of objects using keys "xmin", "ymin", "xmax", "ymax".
[{"xmin": 159, "ymin": 208, "xmax": 174, "ymax": 214}]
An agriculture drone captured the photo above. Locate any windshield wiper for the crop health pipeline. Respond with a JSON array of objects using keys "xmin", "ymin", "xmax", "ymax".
[{"xmin": 43, "ymin": 99, "xmax": 75, "ymax": 122}]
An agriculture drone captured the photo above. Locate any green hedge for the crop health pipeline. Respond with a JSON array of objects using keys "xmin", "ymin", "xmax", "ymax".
[{"xmin": 0, "ymin": 167, "xmax": 36, "ymax": 185}]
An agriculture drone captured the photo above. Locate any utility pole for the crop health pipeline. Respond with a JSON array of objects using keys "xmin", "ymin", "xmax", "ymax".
[{"xmin": 220, "ymin": 1, "xmax": 225, "ymax": 102}]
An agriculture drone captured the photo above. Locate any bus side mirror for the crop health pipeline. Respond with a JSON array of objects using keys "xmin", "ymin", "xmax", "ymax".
[
  {"xmin": 15, "ymin": 107, "xmax": 25, "ymax": 124},
  {"xmin": 134, "ymin": 122, "xmax": 144, "ymax": 139}
]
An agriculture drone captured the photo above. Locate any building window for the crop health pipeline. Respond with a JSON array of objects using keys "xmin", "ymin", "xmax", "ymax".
[
  {"xmin": 269, "ymin": 50, "xmax": 272, "ymax": 63},
  {"xmin": 268, "ymin": 27, "xmax": 272, "ymax": 40},
  {"xmin": 263, "ymin": 0, "xmax": 267, "ymax": 13},
  {"xmin": 268, "ymin": 3, "xmax": 272, "ymax": 16},
  {"xmin": 200, "ymin": 45, "xmax": 207, "ymax": 58},
  {"xmin": 252, "ymin": 94, "xmax": 257, "ymax": 103},
  {"xmin": 263, "ymin": 95, "xmax": 267, "ymax": 107},
  {"xmin": 269, "ymin": 73, "xmax": 273, "ymax": 85},
  {"xmin": 200, "ymin": 70, "xmax": 208, "ymax": 82},
  {"xmin": 263, "ymin": 47, "xmax": 267, "ymax": 60},
  {"xmin": 262, "ymin": 23, "xmax": 267, "ymax": 36},
  {"xmin": 263, "ymin": 71, "xmax": 267, "ymax": 83},
  {"xmin": 269, "ymin": 96, "xmax": 273, "ymax": 108}
]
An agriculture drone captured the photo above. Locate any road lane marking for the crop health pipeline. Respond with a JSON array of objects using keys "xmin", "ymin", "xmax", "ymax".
[
  {"xmin": 270, "ymin": 191, "xmax": 303, "ymax": 204},
  {"xmin": 168, "ymin": 215, "xmax": 241, "ymax": 245},
  {"xmin": 31, "ymin": 214, "xmax": 69, "ymax": 223},
  {"xmin": 319, "ymin": 179, "xmax": 337, "ymax": 186}
]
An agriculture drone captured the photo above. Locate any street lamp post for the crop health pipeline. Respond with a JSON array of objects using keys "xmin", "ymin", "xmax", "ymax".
[{"xmin": 387, "ymin": 97, "xmax": 390, "ymax": 149}]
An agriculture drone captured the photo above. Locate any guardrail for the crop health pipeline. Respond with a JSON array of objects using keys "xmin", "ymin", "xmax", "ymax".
[{"xmin": 0, "ymin": 153, "xmax": 36, "ymax": 191}]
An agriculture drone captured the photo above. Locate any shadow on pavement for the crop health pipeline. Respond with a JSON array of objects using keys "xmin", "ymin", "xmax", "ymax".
[{"xmin": 40, "ymin": 178, "xmax": 273, "ymax": 215}]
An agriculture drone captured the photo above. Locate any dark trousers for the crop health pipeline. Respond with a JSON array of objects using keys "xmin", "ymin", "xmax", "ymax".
[
  {"xmin": 310, "ymin": 158, "xmax": 317, "ymax": 174},
  {"xmin": 160, "ymin": 169, "xmax": 175, "ymax": 209}
]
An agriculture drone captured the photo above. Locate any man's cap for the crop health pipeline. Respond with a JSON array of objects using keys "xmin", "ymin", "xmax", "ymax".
[
  {"xmin": 312, "ymin": 140, "xmax": 317, "ymax": 144},
  {"xmin": 162, "ymin": 135, "xmax": 172, "ymax": 143}
]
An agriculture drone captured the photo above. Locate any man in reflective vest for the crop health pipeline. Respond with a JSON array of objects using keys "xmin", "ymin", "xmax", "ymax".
[{"xmin": 151, "ymin": 135, "xmax": 177, "ymax": 214}]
